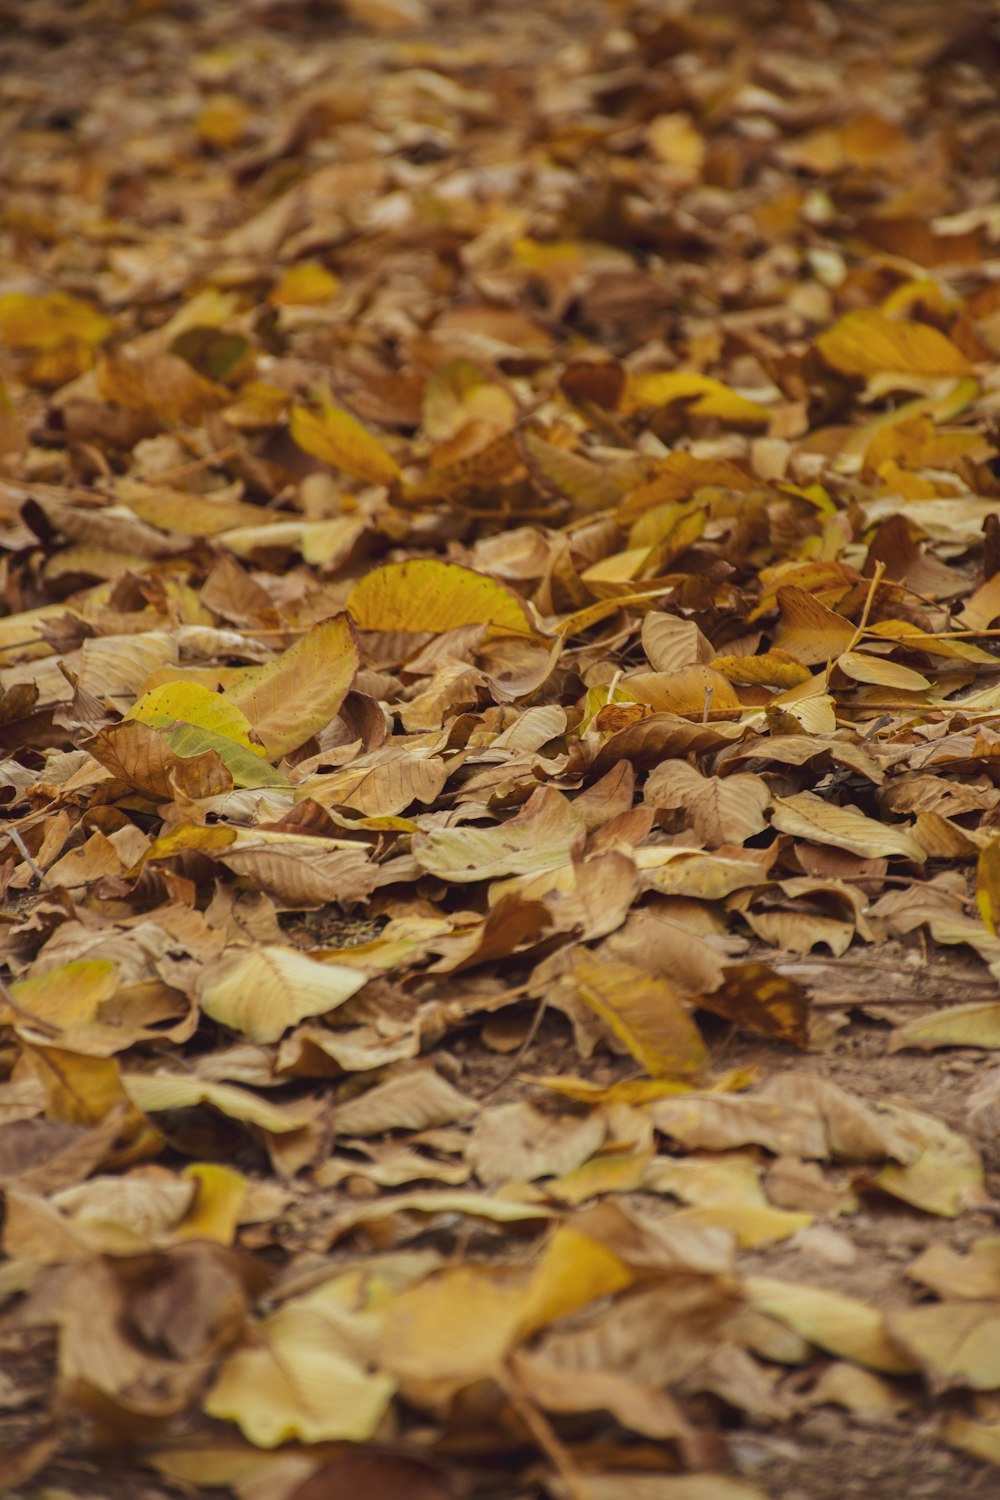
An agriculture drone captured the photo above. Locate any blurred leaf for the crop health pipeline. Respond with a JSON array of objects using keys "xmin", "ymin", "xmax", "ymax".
[
  {"xmin": 205, "ymin": 1274, "xmax": 395, "ymax": 1444},
  {"xmin": 816, "ymin": 310, "xmax": 972, "ymax": 377},
  {"xmin": 0, "ymin": 291, "xmax": 113, "ymax": 349},
  {"xmin": 290, "ymin": 402, "xmax": 401, "ymax": 485},
  {"xmin": 744, "ymin": 1277, "xmax": 916, "ymax": 1374}
]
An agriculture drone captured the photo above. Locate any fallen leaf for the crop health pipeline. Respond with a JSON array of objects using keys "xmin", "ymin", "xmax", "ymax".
[
  {"xmin": 348, "ymin": 558, "xmax": 534, "ymax": 636},
  {"xmin": 290, "ymin": 401, "xmax": 401, "ymax": 486},
  {"xmin": 197, "ymin": 946, "xmax": 368, "ymax": 1043},
  {"xmin": 571, "ymin": 952, "xmax": 709, "ymax": 1077},
  {"xmin": 744, "ymin": 1277, "xmax": 916, "ymax": 1374},
  {"xmin": 816, "ymin": 310, "xmax": 973, "ymax": 378}
]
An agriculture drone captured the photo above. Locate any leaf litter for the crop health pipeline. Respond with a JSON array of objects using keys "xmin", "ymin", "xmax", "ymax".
[{"xmin": 2, "ymin": 0, "xmax": 1000, "ymax": 1498}]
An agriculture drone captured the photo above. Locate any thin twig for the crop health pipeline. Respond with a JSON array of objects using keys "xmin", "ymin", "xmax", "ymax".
[
  {"xmin": 498, "ymin": 1363, "xmax": 595, "ymax": 1500},
  {"xmin": 480, "ymin": 994, "xmax": 548, "ymax": 1100},
  {"xmin": 846, "ymin": 559, "xmax": 885, "ymax": 652},
  {"xmin": 5, "ymin": 826, "xmax": 52, "ymax": 890},
  {"xmin": 147, "ymin": 443, "xmax": 241, "ymax": 481}
]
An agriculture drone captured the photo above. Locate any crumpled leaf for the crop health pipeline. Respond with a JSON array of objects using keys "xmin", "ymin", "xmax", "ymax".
[
  {"xmin": 414, "ymin": 785, "xmax": 584, "ymax": 882},
  {"xmin": 467, "ymin": 1100, "xmax": 606, "ymax": 1185}
]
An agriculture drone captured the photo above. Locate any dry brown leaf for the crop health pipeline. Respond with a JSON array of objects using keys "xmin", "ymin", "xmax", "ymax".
[
  {"xmin": 645, "ymin": 761, "xmax": 769, "ymax": 846},
  {"xmin": 332, "ymin": 1067, "xmax": 478, "ymax": 1136},
  {"xmin": 414, "ymin": 785, "xmax": 585, "ymax": 882},
  {"xmin": 467, "ymin": 1101, "xmax": 606, "ymax": 1185}
]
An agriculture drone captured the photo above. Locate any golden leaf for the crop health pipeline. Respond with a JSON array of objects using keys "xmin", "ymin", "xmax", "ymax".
[
  {"xmin": 571, "ymin": 952, "xmax": 708, "ymax": 1077},
  {"xmin": 290, "ymin": 401, "xmax": 401, "ymax": 485},
  {"xmin": 816, "ymin": 310, "xmax": 972, "ymax": 378},
  {"xmin": 744, "ymin": 1277, "xmax": 916, "ymax": 1374},
  {"xmin": 0, "ymin": 291, "xmax": 113, "ymax": 349},
  {"xmin": 348, "ymin": 557, "xmax": 534, "ymax": 636}
]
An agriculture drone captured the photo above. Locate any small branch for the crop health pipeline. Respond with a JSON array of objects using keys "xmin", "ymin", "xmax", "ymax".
[{"xmin": 498, "ymin": 1362, "xmax": 595, "ymax": 1500}]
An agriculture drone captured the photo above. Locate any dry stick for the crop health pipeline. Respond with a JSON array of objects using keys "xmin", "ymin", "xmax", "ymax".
[
  {"xmin": 480, "ymin": 992, "xmax": 548, "ymax": 1101},
  {"xmin": 846, "ymin": 559, "xmax": 886, "ymax": 652},
  {"xmin": 5, "ymin": 826, "xmax": 51, "ymax": 889},
  {"xmin": 147, "ymin": 443, "xmax": 241, "ymax": 482},
  {"xmin": 498, "ymin": 1363, "xmax": 595, "ymax": 1500}
]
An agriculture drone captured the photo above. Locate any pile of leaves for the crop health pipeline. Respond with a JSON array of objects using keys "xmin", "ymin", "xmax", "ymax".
[{"xmin": 3, "ymin": 0, "xmax": 1000, "ymax": 1496}]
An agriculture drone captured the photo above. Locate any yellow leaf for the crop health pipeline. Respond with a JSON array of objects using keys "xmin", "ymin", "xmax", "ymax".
[
  {"xmin": 175, "ymin": 1164, "xmax": 247, "ymax": 1245},
  {"xmin": 126, "ymin": 680, "xmax": 263, "ymax": 752},
  {"xmin": 423, "ymin": 358, "xmax": 516, "ymax": 443},
  {"xmin": 290, "ymin": 401, "xmax": 401, "ymax": 485},
  {"xmin": 164, "ymin": 724, "xmax": 288, "ymax": 789},
  {"xmin": 744, "ymin": 1277, "xmax": 916, "ymax": 1374},
  {"xmin": 348, "ymin": 557, "xmax": 534, "ymax": 636},
  {"xmin": 885, "ymin": 1303, "xmax": 1000, "ymax": 1391},
  {"xmin": 516, "ymin": 1225, "xmax": 633, "ymax": 1336},
  {"xmin": 643, "ymin": 1153, "xmax": 767, "ymax": 1207},
  {"xmin": 380, "ymin": 1265, "xmax": 526, "ymax": 1406},
  {"xmin": 636, "ymin": 847, "xmax": 768, "ymax": 900},
  {"xmin": 571, "ymin": 952, "xmax": 708, "ymax": 1077},
  {"xmin": 647, "ymin": 112, "xmax": 705, "ymax": 171},
  {"xmin": 816, "ymin": 310, "xmax": 972, "ymax": 378},
  {"xmin": 676, "ymin": 1203, "xmax": 813, "ymax": 1248},
  {"xmin": 26, "ymin": 1046, "xmax": 133, "ymax": 1128},
  {"xmin": 205, "ymin": 1276, "xmax": 395, "ymax": 1444},
  {"xmin": 0, "ymin": 291, "xmax": 113, "ymax": 350},
  {"xmin": 121, "ymin": 1072, "xmax": 321, "ymax": 1134},
  {"xmin": 889, "ymin": 1000, "xmax": 1000, "ymax": 1052},
  {"xmin": 872, "ymin": 1102, "xmax": 985, "ymax": 1218},
  {"xmin": 195, "ymin": 91, "xmax": 250, "ymax": 147},
  {"xmin": 197, "ymin": 946, "xmax": 368, "ymax": 1043},
  {"xmin": 627, "ymin": 665, "xmax": 743, "ymax": 718},
  {"xmin": 836, "ymin": 650, "xmax": 930, "ymax": 690},
  {"xmin": 269, "ymin": 262, "xmax": 340, "ymax": 306},
  {"xmin": 5, "ymin": 960, "xmax": 119, "ymax": 1033},
  {"xmin": 947, "ymin": 1414, "xmax": 1000, "ymax": 1466},
  {"xmin": 977, "ymin": 837, "xmax": 1000, "ymax": 934},
  {"xmin": 224, "ymin": 614, "xmax": 359, "ymax": 759},
  {"xmin": 711, "ymin": 651, "xmax": 812, "ymax": 690},
  {"xmin": 626, "ymin": 371, "xmax": 770, "ymax": 425}
]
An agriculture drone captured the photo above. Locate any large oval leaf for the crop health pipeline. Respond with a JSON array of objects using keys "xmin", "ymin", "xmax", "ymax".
[{"xmin": 348, "ymin": 559, "xmax": 534, "ymax": 636}]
